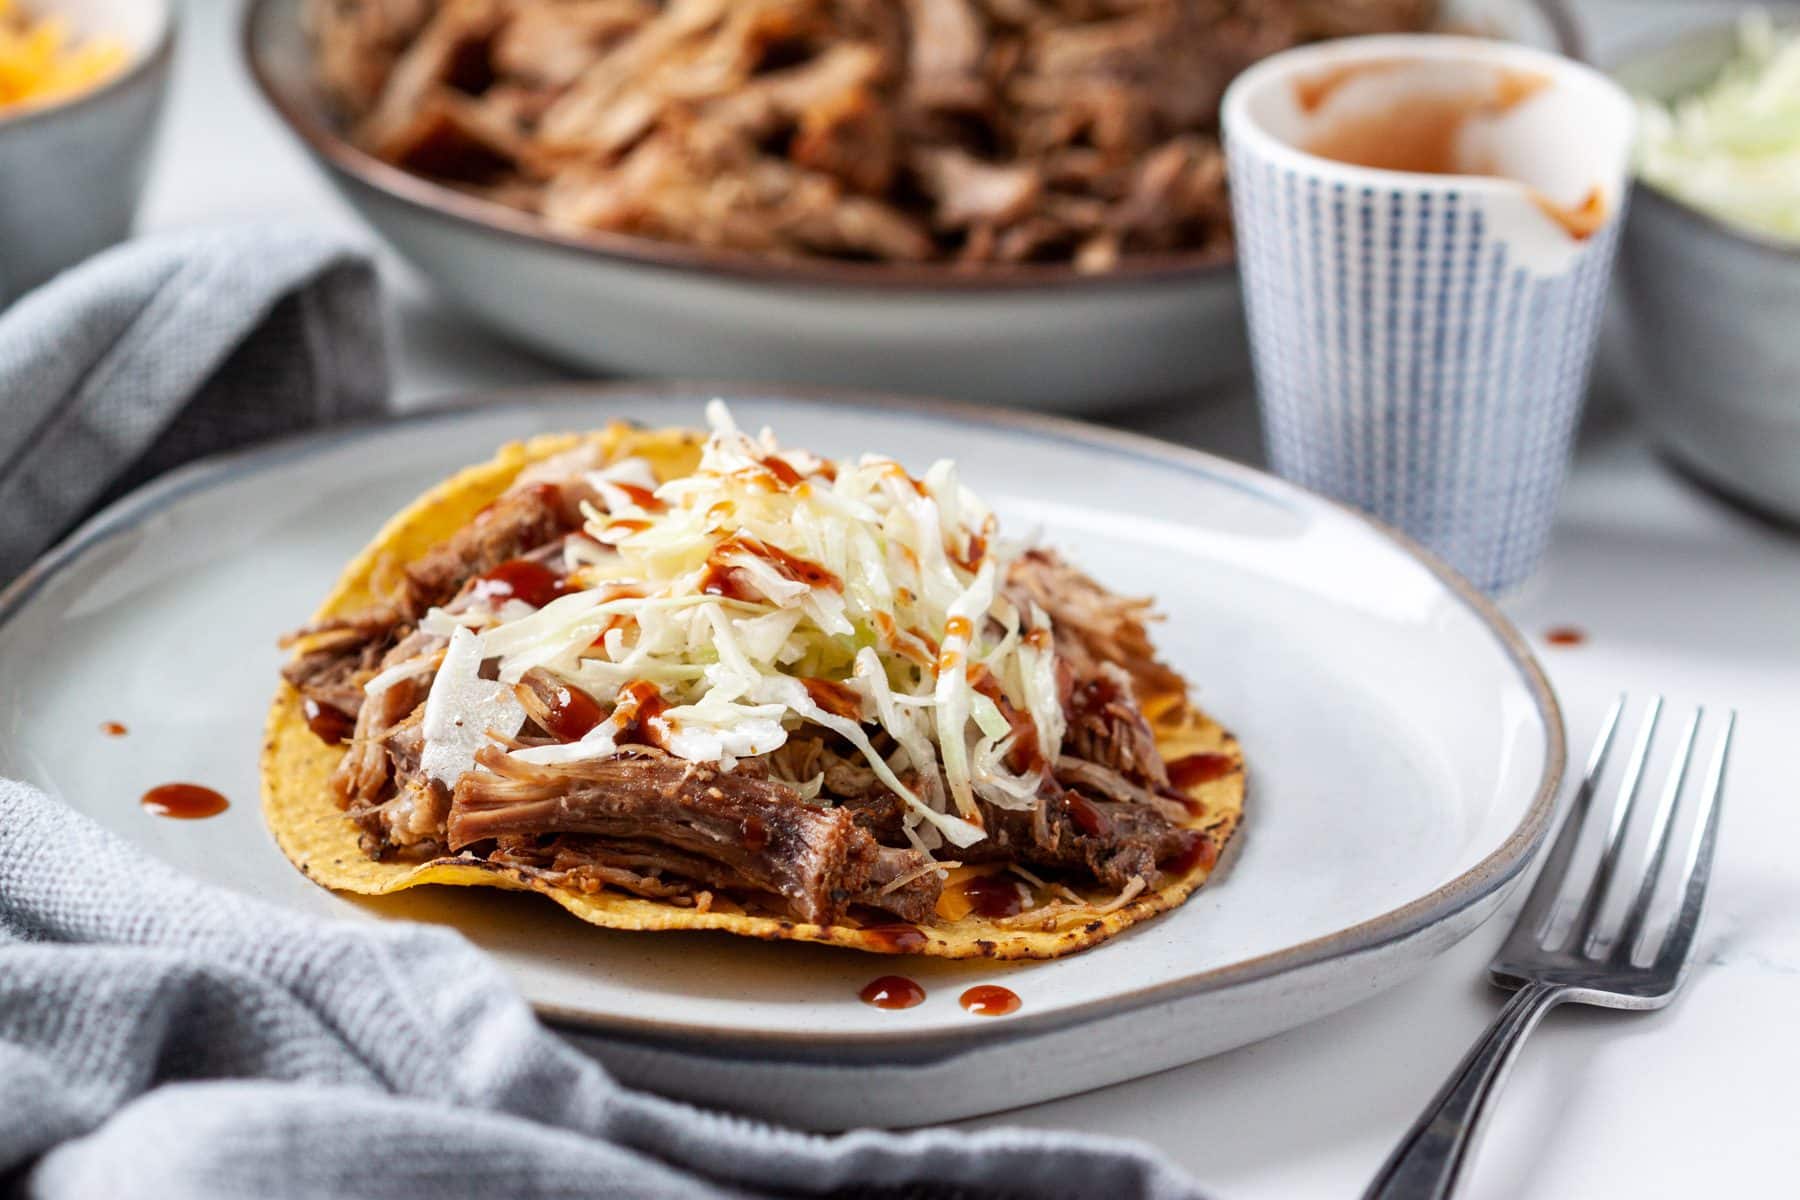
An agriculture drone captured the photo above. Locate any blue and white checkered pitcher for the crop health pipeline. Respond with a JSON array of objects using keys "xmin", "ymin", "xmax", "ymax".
[{"xmin": 1223, "ymin": 37, "xmax": 1635, "ymax": 593}]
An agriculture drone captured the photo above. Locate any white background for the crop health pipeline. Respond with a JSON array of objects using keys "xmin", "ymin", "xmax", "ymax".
[{"xmin": 142, "ymin": 3, "xmax": 1797, "ymax": 1196}]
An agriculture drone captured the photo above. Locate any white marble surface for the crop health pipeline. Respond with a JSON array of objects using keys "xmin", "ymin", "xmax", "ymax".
[{"xmin": 140, "ymin": 2, "xmax": 1795, "ymax": 1195}]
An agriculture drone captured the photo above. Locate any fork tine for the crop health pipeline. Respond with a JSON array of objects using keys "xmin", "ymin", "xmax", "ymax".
[
  {"xmin": 1653, "ymin": 711, "xmax": 1734, "ymax": 974},
  {"xmin": 1610, "ymin": 708, "xmax": 1701, "ymax": 961},
  {"xmin": 1559, "ymin": 695, "xmax": 1662, "ymax": 955},
  {"xmin": 1507, "ymin": 695, "xmax": 1626, "ymax": 948}
]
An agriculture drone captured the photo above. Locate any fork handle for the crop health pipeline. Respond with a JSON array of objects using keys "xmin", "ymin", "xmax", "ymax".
[{"xmin": 1362, "ymin": 982, "xmax": 1568, "ymax": 1200}]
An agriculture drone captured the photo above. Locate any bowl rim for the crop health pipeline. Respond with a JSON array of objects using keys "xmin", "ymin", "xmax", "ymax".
[
  {"xmin": 0, "ymin": 0, "xmax": 175, "ymax": 134},
  {"xmin": 243, "ymin": 0, "xmax": 1580, "ymax": 294},
  {"xmin": 1613, "ymin": 14, "xmax": 1800, "ymax": 262}
]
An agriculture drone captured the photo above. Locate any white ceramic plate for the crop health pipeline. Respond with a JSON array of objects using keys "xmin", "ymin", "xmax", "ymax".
[
  {"xmin": 0, "ymin": 387, "xmax": 1563, "ymax": 1126},
  {"xmin": 242, "ymin": 0, "xmax": 1576, "ymax": 411}
]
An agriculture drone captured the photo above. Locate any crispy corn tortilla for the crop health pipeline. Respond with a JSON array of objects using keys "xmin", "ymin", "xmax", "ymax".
[{"xmin": 263, "ymin": 424, "xmax": 1244, "ymax": 958}]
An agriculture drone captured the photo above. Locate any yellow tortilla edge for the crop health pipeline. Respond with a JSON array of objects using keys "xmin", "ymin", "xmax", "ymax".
[{"xmin": 261, "ymin": 426, "xmax": 1244, "ymax": 959}]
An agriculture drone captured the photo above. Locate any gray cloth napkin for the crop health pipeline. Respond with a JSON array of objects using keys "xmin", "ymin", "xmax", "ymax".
[
  {"xmin": 0, "ymin": 224, "xmax": 387, "ymax": 581},
  {"xmin": 0, "ymin": 721, "xmax": 1204, "ymax": 1198}
]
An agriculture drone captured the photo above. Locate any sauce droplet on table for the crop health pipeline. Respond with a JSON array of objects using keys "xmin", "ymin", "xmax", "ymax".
[
  {"xmin": 1544, "ymin": 626, "xmax": 1587, "ymax": 647},
  {"xmin": 100, "ymin": 721, "xmax": 127, "ymax": 737},
  {"xmin": 959, "ymin": 985, "xmax": 1021, "ymax": 1017},
  {"xmin": 859, "ymin": 975, "xmax": 926, "ymax": 1010},
  {"xmin": 141, "ymin": 783, "xmax": 229, "ymax": 819}
]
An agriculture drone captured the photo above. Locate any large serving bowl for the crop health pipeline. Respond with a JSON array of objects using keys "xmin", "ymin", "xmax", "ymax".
[
  {"xmin": 246, "ymin": 0, "xmax": 1574, "ymax": 410},
  {"xmin": 0, "ymin": 0, "xmax": 174, "ymax": 305},
  {"xmin": 1610, "ymin": 21, "xmax": 1800, "ymax": 524}
]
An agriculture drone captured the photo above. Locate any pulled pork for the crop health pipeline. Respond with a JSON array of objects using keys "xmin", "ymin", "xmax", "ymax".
[
  {"xmin": 451, "ymin": 747, "xmax": 939, "ymax": 924},
  {"xmin": 308, "ymin": 0, "xmax": 1434, "ymax": 270}
]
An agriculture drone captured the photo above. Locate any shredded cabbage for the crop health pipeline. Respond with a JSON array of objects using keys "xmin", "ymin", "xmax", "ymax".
[
  {"xmin": 423, "ymin": 401, "xmax": 1063, "ymax": 852},
  {"xmin": 1636, "ymin": 11, "xmax": 1800, "ymax": 244}
]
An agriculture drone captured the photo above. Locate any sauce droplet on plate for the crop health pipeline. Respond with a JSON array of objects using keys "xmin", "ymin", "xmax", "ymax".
[
  {"xmin": 1544, "ymin": 626, "xmax": 1586, "ymax": 647},
  {"xmin": 960, "ymin": 985, "xmax": 1021, "ymax": 1017},
  {"xmin": 100, "ymin": 721, "xmax": 127, "ymax": 737},
  {"xmin": 141, "ymin": 783, "xmax": 229, "ymax": 819},
  {"xmin": 859, "ymin": 975, "xmax": 926, "ymax": 1010}
]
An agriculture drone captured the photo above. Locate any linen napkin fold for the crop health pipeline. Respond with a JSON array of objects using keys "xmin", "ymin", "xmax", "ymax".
[
  {"xmin": 0, "ymin": 224, "xmax": 387, "ymax": 582},
  {"xmin": 0, "ymin": 783, "xmax": 1205, "ymax": 1200}
]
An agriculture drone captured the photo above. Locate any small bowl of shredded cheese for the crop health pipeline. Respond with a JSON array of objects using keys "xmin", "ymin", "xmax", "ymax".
[
  {"xmin": 0, "ymin": 0, "xmax": 173, "ymax": 303},
  {"xmin": 0, "ymin": 0, "xmax": 128, "ymax": 114},
  {"xmin": 1608, "ymin": 10, "xmax": 1800, "ymax": 524}
]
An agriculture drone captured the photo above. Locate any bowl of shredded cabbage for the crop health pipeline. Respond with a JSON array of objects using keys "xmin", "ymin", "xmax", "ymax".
[
  {"xmin": 0, "ymin": 0, "xmax": 174, "ymax": 304},
  {"xmin": 1634, "ymin": 10, "xmax": 1800, "ymax": 246},
  {"xmin": 1609, "ymin": 10, "xmax": 1800, "ymax": 523}
]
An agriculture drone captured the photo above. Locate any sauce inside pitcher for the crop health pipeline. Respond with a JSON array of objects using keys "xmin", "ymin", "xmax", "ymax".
[{"xmin": 1296, "ymin": 59, "xmax": 1607, "ymax": 239}]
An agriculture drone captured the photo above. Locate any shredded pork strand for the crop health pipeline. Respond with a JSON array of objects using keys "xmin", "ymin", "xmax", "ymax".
[{"xmin": 307, "ymin": 0, "xmax": 1434, "ymax": 271}]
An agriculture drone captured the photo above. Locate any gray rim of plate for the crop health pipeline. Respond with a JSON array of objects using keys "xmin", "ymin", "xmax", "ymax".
[
  {"xmin": 0, "ymin": 383, "xmax": 1568, "ymax": 1054},
  {"xmin": 0, "ymin": 2, "xmax": 177, "ymax": 134}
]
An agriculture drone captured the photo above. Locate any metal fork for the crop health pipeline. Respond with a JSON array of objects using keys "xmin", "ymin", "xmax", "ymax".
[{"xmin": 1363, "ymin": 696, "xmax": 1735, "ymax": 1200}]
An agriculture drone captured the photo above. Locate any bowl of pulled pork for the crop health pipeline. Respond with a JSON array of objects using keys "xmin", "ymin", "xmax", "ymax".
[{"xmin": 246, "ymin": 0, "xmax": 1576, "ymax": 408}]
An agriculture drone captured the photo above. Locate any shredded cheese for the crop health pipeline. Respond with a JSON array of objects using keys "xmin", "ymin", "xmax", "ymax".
[{"xmin": 0, "ymin": 1, "xmax": 127, "ymax": 113}]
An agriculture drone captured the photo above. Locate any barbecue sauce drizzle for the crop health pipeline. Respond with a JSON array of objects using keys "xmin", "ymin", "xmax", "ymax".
[
  {"xmin": 609, "ymin": 482, "xmax": 666, "ymax": 512},
  {"xmin": 473, "ymin": 558, "xmax": 575, "ymax": 610},
  {"xmin": 1166, "ymin": 752, "xmax": 1235, "ymax": 789},
  {"xmin": 302, "ymin": 698, "xmax": 354, "ymax": 745},
  {"xmin": 538, "ymin": 680, "xmax": 605, "ymax": 742},
  {"xmin": 801, "ymin": 677, "xmax": 863, "ymax": 721},
  {"xmin": 1163, "ymin": 830, "xmax": 1219, "ymax": 876},
  {"xmin": 966, "ymin": 663, "xmax": 1042, "ymax": 773},
  {"xmin": 699, "ymin": 536, "xmax": 842, "ymax": 601},
  {"xmin": 962, "ymin": 873, "xmax": 1027, "ymax": 919},
  {"xmin": 1063, "ymin": 793, "xmax": 1108, "ymax": 838},
  {"xmin": 758, "ymin": 455, "xmax": 804, "ymax": 488},
  {"xmin": 613, "ymin": 680, "xmax": 673, "ymax": 749}
]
